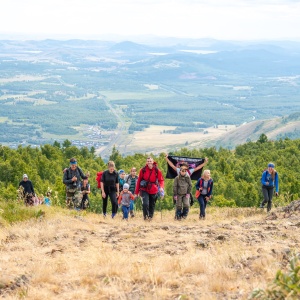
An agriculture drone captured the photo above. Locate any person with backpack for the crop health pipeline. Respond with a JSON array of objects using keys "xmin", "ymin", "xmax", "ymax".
[
  {"xmin": 125, "ymin": 167, "xmax": 139, "ymax": 217},
  {"xmin": 100, "ymin": 161, "xmax": 119, "ymax": 218},
  {"xmin": 195, "ymin": 170, "xmax": 214, "ymax": 220},
  {"xmin": 259, "ymin": 162, "xmax": 279, "ymax": 212},
  {"xmin": 135, "ymin": 157, "xmax": 164, "ymax": 221},
  {"xmin": 173, "ymin": 164, "xmax": 192, "ymax": 220},
  {"xmin": 63, "ymin": 157, "xmax": 85, "ymax": 209}
]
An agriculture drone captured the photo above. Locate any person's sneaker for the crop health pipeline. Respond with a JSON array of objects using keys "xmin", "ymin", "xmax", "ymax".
[
  {"xmin": 111, "ymin": 213, "xmax": 116, "ymax": 219},
  {"xmin": 103, "ymin": 213, "xmax": 107, "ymax": 218},
  {"xmin": 130, "ymin": 213, "xmax": 135, "ymax": 218},
  {"xmin": 259, "ymin": 205, "xmax": 264, "ymax": 208}
]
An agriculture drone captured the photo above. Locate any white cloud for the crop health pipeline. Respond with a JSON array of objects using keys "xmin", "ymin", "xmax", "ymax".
[{"xmin": 1, "ymin": 0, "xmax": 300, "ymax": 40}]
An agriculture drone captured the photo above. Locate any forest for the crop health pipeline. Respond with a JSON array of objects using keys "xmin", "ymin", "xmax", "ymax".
[{"xmin": 0, "ymin": 134, "xmax": 299, "ymax": 216}]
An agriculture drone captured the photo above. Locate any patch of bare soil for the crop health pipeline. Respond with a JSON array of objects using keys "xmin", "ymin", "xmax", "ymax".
[{"xmin": 0, "ymin": 202, "xmax": 300, "ymax": 300}]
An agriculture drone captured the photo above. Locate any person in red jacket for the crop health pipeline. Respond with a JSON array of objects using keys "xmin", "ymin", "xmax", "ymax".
[{"xmin": 134, "ymin": 156, "xmax": 164, "ymax": 221}]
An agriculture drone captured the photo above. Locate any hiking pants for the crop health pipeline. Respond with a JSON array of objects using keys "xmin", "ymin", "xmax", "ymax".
[
  {"xmin": 262, "ymin": 186, "xmax": 274, "ymax": 212},
  {"xmin": 102, "ymin": 189, "xmax": 118, "ymax": 215},
  {"xmin": 66, "ymin": 188, "xmax": 82, "ymax": 209},
  {"xmin": 176, "ymin": 194, "xmax": 190, "ymax": 211},
  {"xmin": 122, "ymin": 205, "xmax": 130, "ymax": 219},
  {"xmin": 141, "ymin": 191, "xmax": 156, "ymax": 219},
  {"xmin": 198, "ymin": 194, "xmax": 208, "ymax": 217}
]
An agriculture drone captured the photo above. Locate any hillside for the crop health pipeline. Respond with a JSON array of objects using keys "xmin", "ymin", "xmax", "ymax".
[
  {"xmin": 213, "ymin": 114, "xmax": 300, "ymax": 149},
  {"xmin": 0, "ymin": 204, "xmax": 299, "ymax": 299}
]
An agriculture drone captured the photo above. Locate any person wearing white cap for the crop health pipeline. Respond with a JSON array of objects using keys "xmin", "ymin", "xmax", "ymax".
[
  {"xmin": 19, "ymin": 174, "xmax": 35, "ymax": 206},
  {"xmin": 260, "ymin": 162, "xmax": 279, "ymax": 212},
  {"xmin": 118, "ymin": 183, "xmax": 135, "ymax": 220}
]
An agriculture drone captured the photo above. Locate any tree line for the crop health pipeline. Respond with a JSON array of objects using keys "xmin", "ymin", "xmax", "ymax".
[{"xmin": 0, "ymin": 135, "xmax": 299, "ymax": 213}]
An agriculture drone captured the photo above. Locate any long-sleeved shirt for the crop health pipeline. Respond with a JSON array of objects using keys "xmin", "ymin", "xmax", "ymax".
[
  {"xmin": 118, "ymin": 191, "xmax": 135, "ymax": 207},
  {"xmin": 19, "ymin": 180, "xmax": 35, "ymax": 195},
  {"xmin": 261, "ymin": 170, "xmax": 279, "ymax": 193}
]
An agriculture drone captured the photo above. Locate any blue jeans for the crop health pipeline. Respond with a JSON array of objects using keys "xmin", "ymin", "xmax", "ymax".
[
  {"xmin": 130, "ymin": 200, "xmax": 134, "ymax": 211},
  {"xmin": 198, "ymin": 194, "xmax": 208, "ymax": 217},
  {"xmin": 122, "ymin": 205, "xmax": 130, "ymax": 219}
]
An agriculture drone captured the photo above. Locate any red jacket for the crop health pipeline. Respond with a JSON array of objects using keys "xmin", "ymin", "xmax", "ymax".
[{"xmin": 135, "ymin": 162, "xmax": 164, "ymax": 195}]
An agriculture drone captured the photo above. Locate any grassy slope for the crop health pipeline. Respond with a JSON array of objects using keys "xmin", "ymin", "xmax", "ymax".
[{"xmin": 0, "ymin": 205, "xmax": 299, "ymax": 299}]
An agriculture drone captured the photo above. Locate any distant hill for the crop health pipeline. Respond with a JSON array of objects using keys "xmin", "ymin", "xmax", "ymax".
[{"xmin": 215, "ymin": 112, "xmax": 300, "ymax": 148}]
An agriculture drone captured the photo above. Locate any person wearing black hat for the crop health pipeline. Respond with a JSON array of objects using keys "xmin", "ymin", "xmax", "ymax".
[
  {"xmin": 19, "ymin": 174, "xmax": 35, "ymax": 206},
  {"xmin": 260, "ymin": 162, "xmax": 279, "ymax": 212}
]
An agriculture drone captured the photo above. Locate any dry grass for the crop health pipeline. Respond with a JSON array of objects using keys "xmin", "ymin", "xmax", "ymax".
[
  {"xmin": 0, "ymin": 206, "xmax": 299, "ymax": 299},
  {"xmin": 126, "ymin": 125, "xmax": 235, "ymax": 153}
]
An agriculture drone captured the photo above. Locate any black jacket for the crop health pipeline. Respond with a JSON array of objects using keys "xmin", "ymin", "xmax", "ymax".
[
  {"xmin": 63, "ymin": 167, "xmax": 85, "ymax": 188},
  {"xmin": 19, "ymin": 180, "xmax": 35, "ymax": 195}
]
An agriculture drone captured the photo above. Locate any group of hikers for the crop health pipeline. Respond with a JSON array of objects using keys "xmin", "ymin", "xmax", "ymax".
[{"xmin": 18, "ymin": 155, "xmax": 279, "ymax": 220}]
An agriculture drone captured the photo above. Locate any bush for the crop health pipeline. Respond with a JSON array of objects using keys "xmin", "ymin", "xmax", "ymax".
[
  {"xmin": 250, "ymin": 255, "xmax": 300, "ymax": 300},
  {"xmin": 0, "ymin": 201, "xmax": 45, "ymax": 224},
  {"xmin": 212, "ymin": 195, "xmax": 237, "ymax": 207}
]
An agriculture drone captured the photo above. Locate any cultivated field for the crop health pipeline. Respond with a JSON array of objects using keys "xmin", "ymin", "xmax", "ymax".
[
  {"xmin": 0, "ymin": 204, "xmax": 299, "ymax": 299},
  {"xmin": 123, "ymin": 125, "xmax": 237, "ymax": 155}
]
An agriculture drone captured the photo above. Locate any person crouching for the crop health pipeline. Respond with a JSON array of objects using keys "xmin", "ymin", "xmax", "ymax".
[{"xmin": 118, "ymin": 183, "xmax": 135, "ymax": 220}]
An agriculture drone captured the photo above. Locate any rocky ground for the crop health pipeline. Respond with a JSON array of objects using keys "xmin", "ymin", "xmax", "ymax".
[{"xmin": 0, "ymin": 201, "xmax": 299, "ymax": 299}]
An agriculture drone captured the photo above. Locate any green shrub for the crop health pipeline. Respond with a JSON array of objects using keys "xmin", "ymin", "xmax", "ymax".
[
  {"xmin": 212, "ymin": 195, "xmax": 237, "ymax": 207},
  {"xmin": 250, "ymin": 255, "xmax": 300, "ymax": 300},
  {"xmin": 0, "ymin": 201, "xmax": 45, "ymax": 224}
]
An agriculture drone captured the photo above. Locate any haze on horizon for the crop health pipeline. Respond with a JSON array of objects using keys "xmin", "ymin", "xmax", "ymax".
[{"xmin": 1, "ymin": 0, "xmax": 300, "ymax": 41}]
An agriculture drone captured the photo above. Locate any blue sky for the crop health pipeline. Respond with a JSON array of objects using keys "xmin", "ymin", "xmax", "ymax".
[{"xmin": 1, "ymin": 0, "xmax": 300, "ymax": 40}]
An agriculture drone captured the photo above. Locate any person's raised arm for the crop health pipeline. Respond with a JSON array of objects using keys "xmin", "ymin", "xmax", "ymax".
[
  {"xmin": 194, "ymin": 157, "xmax": 208, "ymax": 172},
  {"xmin": 165, "ymin": 153, "xmax": 177, "ymax": 172}
]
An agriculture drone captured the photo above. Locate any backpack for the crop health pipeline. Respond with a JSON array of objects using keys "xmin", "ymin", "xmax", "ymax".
[
  {"xmin": 95, "ymin": 171, "xmax": 103, "ymax": 189},
  {"xmin": 195, "ymin": 178, "xmax": 213, "ymax": 199}
]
